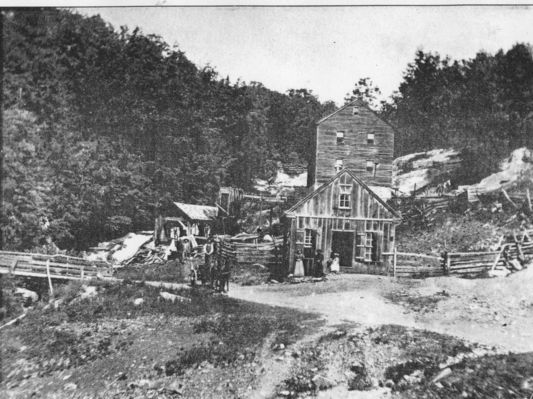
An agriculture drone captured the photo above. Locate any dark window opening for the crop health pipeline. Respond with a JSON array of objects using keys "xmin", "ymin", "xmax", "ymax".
[{"xmin": 339, "ymin": 193, "xmax": 350, "ymax": 208}]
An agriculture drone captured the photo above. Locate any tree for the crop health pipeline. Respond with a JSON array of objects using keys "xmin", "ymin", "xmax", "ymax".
[{"xmin": 344, "ymin": 77, "xmax": 383, "ymax": 110}]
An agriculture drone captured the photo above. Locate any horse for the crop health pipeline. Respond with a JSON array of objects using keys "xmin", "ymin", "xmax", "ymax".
[{"xmin": 215, "ymin": 258, "xmax": 231, "ymax": 293}]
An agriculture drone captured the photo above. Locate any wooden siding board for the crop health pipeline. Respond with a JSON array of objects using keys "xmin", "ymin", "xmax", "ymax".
[
  {"xmin": 315, "ymin": 103, "xmax": 394, "ymax": 187},
  {"xmin": 289, "ymin": 170, "xmax": 397, "ymax": 220}
]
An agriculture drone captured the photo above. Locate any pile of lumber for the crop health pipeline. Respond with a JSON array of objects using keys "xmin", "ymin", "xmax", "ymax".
[
  {"xmin": 122, "ymin": 247, "xmax": 165, "ymax": 266},
  {"xmin": 0, "ymin": 251, "xmax": 112, "ymax": 280},
  {"xmin": 395, "ymin": 193, "xmax": 468, "ymax": 227}
]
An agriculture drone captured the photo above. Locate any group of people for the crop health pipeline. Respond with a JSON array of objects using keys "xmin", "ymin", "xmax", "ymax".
[
  {"xmin": 189, "ymin": 237, "xmax": 231, "ymax": 292},
  {"xmin": 293, "ymin": 249, "xmax": 340, "ymax": 277}
]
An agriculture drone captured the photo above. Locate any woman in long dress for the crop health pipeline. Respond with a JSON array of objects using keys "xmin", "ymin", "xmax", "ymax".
[
  {"xmin": 330, "ymin": 252, "xmax": 340, "ymax": 273},
  {"xmin": 294, "ymin": 249, "xmax": 305, "ymax": 277}
]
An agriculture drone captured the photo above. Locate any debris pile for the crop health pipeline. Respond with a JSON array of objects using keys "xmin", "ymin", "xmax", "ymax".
[{"xmin": 85, "ymin": 232, "xmax": 202, "ymax": 267}]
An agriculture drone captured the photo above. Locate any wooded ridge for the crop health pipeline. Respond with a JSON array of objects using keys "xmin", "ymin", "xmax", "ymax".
[{"xmin": 2, "ymin": 8, "xmax": 532, "ymax": 253}]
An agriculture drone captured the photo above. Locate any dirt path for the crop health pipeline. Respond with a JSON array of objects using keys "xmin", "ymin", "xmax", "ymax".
[{"xmin": 229, "ymin": 274, "xmax": 533, "ymax": 353}]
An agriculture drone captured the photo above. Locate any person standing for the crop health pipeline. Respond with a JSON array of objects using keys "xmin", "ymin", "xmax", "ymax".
[
  {"xmin": 314, "ymin": 249, "xmax": 324, "ymax": 277},
  {"xmin": 330, "ymin": 252, "xmax": 340, "ymax": 273},
  {"xmin": 294, "ymin": 249, "xmax": 305, "ymax": 277},
  {"xmin": 204, "ymin": 238, "xmax": 215, "ymax": 287}
]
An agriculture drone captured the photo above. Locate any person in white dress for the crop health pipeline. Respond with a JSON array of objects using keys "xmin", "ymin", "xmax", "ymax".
[
  {"xmin": 294, "ymin": 249, "xmax": 305, "ymax": 277},
  {"xmin": 330, "ymin": 252, "xmax": 340, "ymax": 273}
]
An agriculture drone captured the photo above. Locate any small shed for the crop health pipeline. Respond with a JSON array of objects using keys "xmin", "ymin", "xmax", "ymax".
[
  {"xmin": 284, "ymin": 169, "xmax": 401, "ymax": 275},
  {"xmin": 154, "ymin": 202, "xmax": 218, "ymax": 244}
]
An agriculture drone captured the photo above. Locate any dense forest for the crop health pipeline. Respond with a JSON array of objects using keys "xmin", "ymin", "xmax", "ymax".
[
  {"xmin": 1, "ymin": 9, "xmax": 335, "ymax": 250},
  {"xmin": 2, "ymin": 8, "xmax": 533, "ymax": 251}
]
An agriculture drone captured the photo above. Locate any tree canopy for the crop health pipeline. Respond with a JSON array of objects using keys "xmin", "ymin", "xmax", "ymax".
[
  {"xmin": 383, "ymin": 45, "xmax": 533, "ymax": 182},
  {"xmin": 3, "ymin": 9, "xmax": 532, "ymax": 251},
  {"xmin": 2, "ymin": 8, "xmax": 334, "ymax": 250}
]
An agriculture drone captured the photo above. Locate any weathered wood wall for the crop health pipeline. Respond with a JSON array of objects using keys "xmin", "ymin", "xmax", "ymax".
[
  {"xmin": 292, "ymin": 172, "xmax": 396, "ymax": 220},
  {"xmin": 312, "ymin": 102, "xmax": 394, "ymax": 187},
  {"xmin": 287, "ymin": 171, "xmax": 398, "ymax": 274}
]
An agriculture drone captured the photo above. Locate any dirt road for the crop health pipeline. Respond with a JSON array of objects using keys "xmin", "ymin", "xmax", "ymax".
[{"xmin": 229, "ymin": 272, "xmax": 533, "ymax": 353}]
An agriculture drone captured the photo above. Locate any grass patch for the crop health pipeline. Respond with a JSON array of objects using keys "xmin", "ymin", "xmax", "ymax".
[
  {"xmin": 160, "ymin": 302, "xmax": 321, "ymax": 375},
  {"xmin": 400, "ymin": 352, "xmax": 533, "ymax": 398},
  {"xmin": 384, "ymin": 290, "xmax": 450, "ymax": 314},
  {"xmin": 114, "ymin": 260, "xmax": 189, "ymax": 283},
  {"xmin": 2, "ymin": 279, "xmax": 322, "ymax": 390},
  {"xmin": 230, "ymin": 263, "xmax": 271, "ymax": 286},
  {"xmin": 281, "ymin": 345, "xmax": 326, "ymax": 396}
]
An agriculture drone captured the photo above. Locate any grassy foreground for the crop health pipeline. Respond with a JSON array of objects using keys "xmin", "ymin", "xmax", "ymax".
[{"xmin": 1, "ymin": 279, "xmax": 322, "ymax": 398}]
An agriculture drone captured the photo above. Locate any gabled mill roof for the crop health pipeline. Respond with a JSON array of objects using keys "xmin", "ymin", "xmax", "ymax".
[{"xmin": 284, "ymin": 169, "xmax": 400, "ymax": 218}]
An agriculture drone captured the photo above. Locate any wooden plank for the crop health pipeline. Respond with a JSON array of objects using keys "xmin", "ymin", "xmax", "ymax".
[
  {"xmin": 290, "ymin": 215, "xmax": 398, "ymax": 222},
  {"xmin": 393, "ymin": 246, "xmax": 397, "ymax": 277},
  {"xmin": 395, "ymin": 252, "xmax": 441, "ymax": 260}
]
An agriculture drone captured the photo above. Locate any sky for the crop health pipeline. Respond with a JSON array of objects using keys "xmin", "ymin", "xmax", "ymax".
[{"xmin": 79, "ymin": 6, "xmax": 533, "ymax": 106}]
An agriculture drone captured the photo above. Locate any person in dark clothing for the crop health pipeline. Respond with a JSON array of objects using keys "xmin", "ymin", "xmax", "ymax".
[
  {"xmin": 326, "ymin": 252, "xmax": 334, "ymax": 274},
  {"xmin": 314, "ymin": 249, "xmax": 324, "ymax": 277},
  {"xmin": 176, "ymin": 239, "xmax": 185, "ymax": 263}
]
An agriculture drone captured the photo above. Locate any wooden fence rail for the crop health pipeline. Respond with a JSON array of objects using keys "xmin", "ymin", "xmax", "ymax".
[
  {"xmin": 385, "ymin": 229, "xmax": 533, "ymax": 278},
  {"xmin": 0, "ymin": 251, "xmax": 112, "ymax": 281}
]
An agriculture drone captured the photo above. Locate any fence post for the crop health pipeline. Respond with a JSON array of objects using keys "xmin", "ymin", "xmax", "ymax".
[
  {"xmin": 46, "ymin": 259, "xmax": 54, "ymax": 298},
  {"xmin": 445, "ymin": 252, "xmax": 451, "ymax": 275},
  {"xmin": 490, "ymin": 244, "xmax": 506, "ymax": 272},
  {"xmin": 393, "ymin": 246, "xmax": 397, "ymax": 278},
  {"xmin": 10, "ymin": 259, "xmax": 18, "ymax": 274}
]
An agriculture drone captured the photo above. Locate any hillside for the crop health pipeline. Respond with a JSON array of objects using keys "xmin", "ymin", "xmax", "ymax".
[
  {"xmin": 3, "ymin": 8, "xmax": 532, "ymax": 255},
  {"xmin": 1, "ymin": 9, "xmax": 335, "ymax": 251}
]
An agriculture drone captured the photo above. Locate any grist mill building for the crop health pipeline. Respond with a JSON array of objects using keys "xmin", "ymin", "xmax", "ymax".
[{"xmin": 285, "ymin": 100, "xmax": 400, "ymax": 275}]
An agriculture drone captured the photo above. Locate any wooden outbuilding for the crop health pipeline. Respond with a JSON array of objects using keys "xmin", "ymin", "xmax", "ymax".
[
  {"xmin": 154, "ymin": 202, "xmax": 218, "ymax": 244},
  {"xmin": 284, "ymin": 169, "xmax": 401, "ymax": 275}
]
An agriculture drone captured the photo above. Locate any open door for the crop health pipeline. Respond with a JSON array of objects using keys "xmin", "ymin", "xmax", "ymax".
[
  {"xmin": 331, "ymin": 231, "xmax": 354, "ymax": 267},
  {"xmin": 303, "ymin": 229, "xmax": 317, "ymax": 275}
]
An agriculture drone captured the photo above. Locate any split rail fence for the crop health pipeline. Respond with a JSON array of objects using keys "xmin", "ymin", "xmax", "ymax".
[{"xmin": 386, "ymin": 229, "xmax": 533, "ymax": 278}]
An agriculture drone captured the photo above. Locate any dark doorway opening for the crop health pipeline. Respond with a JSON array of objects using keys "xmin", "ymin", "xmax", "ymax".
[
  {"xmin": 220, "ymin": 193, "xmax": 230, "ymax": 211},
  {"xmin": 331, "ymin": 231, "xmax": 354, "ymax": 267}
]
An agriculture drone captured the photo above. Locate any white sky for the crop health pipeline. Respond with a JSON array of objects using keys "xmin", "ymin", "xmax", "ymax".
[{"xmin": 78, "ymin": 6, "xmax": 533, "ymax": 106}]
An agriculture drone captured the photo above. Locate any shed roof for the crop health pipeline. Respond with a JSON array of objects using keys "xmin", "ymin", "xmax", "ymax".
[{"xmin": 173, "ymin": 202, "xmax": 218, "ymax": 221}]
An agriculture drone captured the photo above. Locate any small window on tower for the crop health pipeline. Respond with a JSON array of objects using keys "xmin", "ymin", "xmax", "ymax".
[
  {"xmin": 352, "ymin": 107, "xmax": 358, "ymax": 115},
  {"xmin": 367, "ymin": 133, "xmax": 375, "ymax": 144},
  {"xmin": 335, "ymin": 159, "xmax": 343, "ymax": 173},
  {"xmin": 336, "ymin": 131, "xmax": 345, "ymax": 144},
  {"xmin": 366, "ymin": 160, "xmax": 374, "ymax": 173}
]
